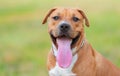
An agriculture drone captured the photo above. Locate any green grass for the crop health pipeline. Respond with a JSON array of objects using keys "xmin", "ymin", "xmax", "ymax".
[{"xmin": 0, "ymin": 0, "xmax": 120, "ymax": 76}]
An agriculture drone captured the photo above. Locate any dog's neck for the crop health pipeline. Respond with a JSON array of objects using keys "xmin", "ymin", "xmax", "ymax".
[{"xmin": 72, "ymin": 39, "xmax": 85, "ymax": 55}]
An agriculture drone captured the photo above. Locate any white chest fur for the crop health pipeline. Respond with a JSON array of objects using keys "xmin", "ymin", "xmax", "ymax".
[{"xmin": 49, "ymin": 54, "xmax": 78, "ymax": 76}]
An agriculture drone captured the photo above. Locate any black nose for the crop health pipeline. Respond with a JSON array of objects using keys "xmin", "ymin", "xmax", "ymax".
[{"xmin": 59, "ymin": 23, "xmax": 70, "ymax": 32}]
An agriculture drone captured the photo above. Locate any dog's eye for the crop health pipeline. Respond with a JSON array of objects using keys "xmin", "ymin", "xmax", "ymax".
[
  {"xmin": 52, "ymin": 16, "xmax": 59, "ymax": 20},
  {"xmin": 72, "ymin": 17, "xmax": 80, "ymax": 22}
]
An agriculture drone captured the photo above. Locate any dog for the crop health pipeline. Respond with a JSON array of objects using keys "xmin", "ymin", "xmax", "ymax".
[{"xmin": 42, "ymin": 7, "xmax": 120, "ymax": 76}]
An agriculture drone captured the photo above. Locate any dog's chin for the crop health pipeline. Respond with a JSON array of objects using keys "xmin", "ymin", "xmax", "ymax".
[{"xmin": 50, "ymin": 33, "xmax": 80, "ymax": 49}]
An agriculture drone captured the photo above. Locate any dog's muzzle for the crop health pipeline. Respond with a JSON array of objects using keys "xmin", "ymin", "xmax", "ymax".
[{"xmin": 50, "ymin": 21, "xmax": 80, "ymax": 49}]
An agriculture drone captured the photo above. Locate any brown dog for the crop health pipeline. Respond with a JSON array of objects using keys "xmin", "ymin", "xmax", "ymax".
[{"xmin": 42, "ymin": 7, "xmax": 120, "ymax": 76}]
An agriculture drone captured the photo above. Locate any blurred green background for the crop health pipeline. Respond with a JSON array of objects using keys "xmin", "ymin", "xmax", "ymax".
[{"xmin": 0, "ymin": 0, "xmax": 120, "ymax": 76}]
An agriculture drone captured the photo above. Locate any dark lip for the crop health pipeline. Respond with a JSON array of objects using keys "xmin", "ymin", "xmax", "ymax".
[
  {"xmin": 71, "ymin": 33, "xmax": 80, "ymax": 48},
  {"xmin": 50, "ymin": 33, "xmax": 80, "ymax": 49}
]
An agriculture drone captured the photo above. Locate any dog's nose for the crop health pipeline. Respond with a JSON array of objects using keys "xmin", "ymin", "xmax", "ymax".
[{"xmin": 59, "ymin": 23, "xmax": 70, "ymax": 32}]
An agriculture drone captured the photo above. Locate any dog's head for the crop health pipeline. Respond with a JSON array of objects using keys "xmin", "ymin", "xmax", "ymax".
[
  {"xmin": 42, "ymin": 7, "xmax": 89, "ymax": 48},
  {"xmin": 42, "ymin": 7, "xmax": 89, "ymax": 68}
]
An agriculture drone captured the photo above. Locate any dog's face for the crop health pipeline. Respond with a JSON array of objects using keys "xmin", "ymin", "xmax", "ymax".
[
  {"xmin": 42, "ymin": 7, "xmax": 89, "ymax": 68},
  {"xmin": 42, "ymin": 7, "xmax": 89, "ymax": 49}
]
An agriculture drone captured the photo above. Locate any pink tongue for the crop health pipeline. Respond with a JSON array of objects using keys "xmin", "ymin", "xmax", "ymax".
[{"xmin": 56, "ymin": 38, "xmax": 72, "ymax": 68}]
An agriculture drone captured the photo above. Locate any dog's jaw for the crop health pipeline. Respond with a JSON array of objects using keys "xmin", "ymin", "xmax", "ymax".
[
  {"xmin": 52, "ymin": 43, "xmax": 79, "ymax": 57},
  {"xmin": 50, "ymin": 32, "xmax": 80, "ymax": 49}
]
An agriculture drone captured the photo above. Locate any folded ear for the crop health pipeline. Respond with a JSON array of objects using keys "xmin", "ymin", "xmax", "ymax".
[
  {"xmin": 42, "ymin": 8, "xmax": 57, "ymax": 24},
  {"xmin": 77, "ymin": 9, "xmax": 90, "ymax": 27}
]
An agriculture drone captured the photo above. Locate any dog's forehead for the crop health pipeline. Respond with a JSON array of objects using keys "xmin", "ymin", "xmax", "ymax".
[{"xmin": 51, "ymin": 8, "xmax": 83, "ymax": 18}]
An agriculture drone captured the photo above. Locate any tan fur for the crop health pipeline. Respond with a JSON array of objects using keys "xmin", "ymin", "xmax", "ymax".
[
  {"xmin": 47, "ymin": 50, "xmax": 56, "ymax": 70},
  {"xmin": 42, "ymin": 7, "xmax": 120, "ymax": 76}
]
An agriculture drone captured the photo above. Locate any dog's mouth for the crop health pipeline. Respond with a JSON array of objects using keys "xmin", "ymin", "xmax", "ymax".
[
  {"xmin": 50, "ymin": 33, "xmax": 80, "ymax": 49},
  {"xmin": 50, "ymin": 32, "xmax": 80, "ymax": 68}
]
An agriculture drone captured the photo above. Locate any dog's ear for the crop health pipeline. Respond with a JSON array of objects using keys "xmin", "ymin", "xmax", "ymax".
[
  {"xmin": 42, "ymin": 8, "xmax": 57, "ymax": 24},
  {"xmin": 77, "ymin": 9, "xmax": 90, "ymax": 27}
]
